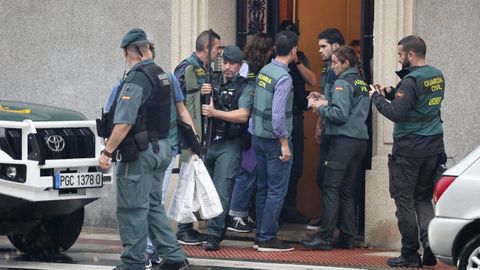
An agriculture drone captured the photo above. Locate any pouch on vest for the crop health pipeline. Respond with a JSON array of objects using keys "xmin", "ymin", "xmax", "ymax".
[
  {"xmin": 118, "ymin": 136, "xmax": 139, "ymax": 163},
  {"xmin": 134, "ymin": 130, "xmax": 150, "ymax": 151},
  {"xmin": 262, "ymin": 109, "xmax": 273, "ymax": 133}
]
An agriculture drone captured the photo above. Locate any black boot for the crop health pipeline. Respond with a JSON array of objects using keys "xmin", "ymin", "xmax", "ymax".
[{"xmin": 387, "ymin": 255, "xmax": 422, "ymax": 268}]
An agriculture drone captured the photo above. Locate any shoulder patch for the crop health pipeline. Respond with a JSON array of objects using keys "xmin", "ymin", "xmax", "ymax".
[{"xmin": 396, "ymin": 90, "xmax": 405, "ymax": 99}]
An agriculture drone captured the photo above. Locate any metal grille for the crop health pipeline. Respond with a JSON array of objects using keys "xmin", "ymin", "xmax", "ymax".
[{"xmin": 5, "ymin": 128, "xmax": 95, "ymax": 160}]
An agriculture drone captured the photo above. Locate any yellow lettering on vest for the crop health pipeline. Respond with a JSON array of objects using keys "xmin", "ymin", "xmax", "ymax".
[
  {"xmin": 424, "ymin": 77, "xmax": 444, "ymax": 92},
  {"xmin": 258, "ymin": 81, "xmax": 267, "ymax": 88},
  {"xmin": 354, "ymin": 79, "xmax": 367, "ymax": 86},
  {"xmin": 431, "ymin": 84, "xmax": 442, "ymax": 92},
  {"xmin": 428, "ymin": 97, "xmax": 442, "ymax": 106},
  {"xmin": 424, "ymin": 77, "xmax": 443, "ymax": 87},
  {"xmin": 195, "ymin": 68, "xmax": 206, "ymax": 77},
  {"xmin": 258, "ymin": 74, "xmax": 272, "ymax": 84}
]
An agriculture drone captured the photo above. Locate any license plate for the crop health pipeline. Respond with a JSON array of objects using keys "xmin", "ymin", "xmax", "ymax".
[{"xmin": 54, "ymin": 172, "xmax": 103, "ymax": 189}]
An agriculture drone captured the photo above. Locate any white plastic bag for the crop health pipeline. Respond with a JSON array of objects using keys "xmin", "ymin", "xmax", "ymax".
[
  {"xmin": 167, "ymin": 157, "xmax": 198, "ymax": 223},
  {"xmin": 192, "ymin": 155, "xmax": 223, "ymax": 219}
]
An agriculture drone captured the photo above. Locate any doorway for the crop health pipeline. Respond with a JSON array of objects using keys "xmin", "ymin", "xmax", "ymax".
[{"xmin": 236, "ymin": 0, "xmax": 374, "ymax": 237}]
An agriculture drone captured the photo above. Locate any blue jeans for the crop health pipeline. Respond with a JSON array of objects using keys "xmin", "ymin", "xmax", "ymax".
[
  {"xmin": 253, "ymin": 136, "xmax": 293, "ymax": 241},
  {"xmin": 229, "ymin": 166, "xmax": 257, "ymax": 217}
]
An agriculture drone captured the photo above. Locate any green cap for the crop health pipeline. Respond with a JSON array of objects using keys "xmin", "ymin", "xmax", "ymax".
[
  {"xmin": 120, "ymin": 28, "xmax": 148, "ymax": 48},
  {"xmin": 221, "ymin": 45, "xmax": 244, "ymax": 63}
]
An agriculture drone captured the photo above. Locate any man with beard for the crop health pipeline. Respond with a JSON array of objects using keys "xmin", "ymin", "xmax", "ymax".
[
  {"xmin": 308, "ymin": 28, "xmax": 345, "ymax": 231},
  {"xmin": 369, "ymin": 35, "xmax": 445, "ymax": 268},
  {"xmin": 199, "ymin": 45, "xmax": 254, "ymax": 251},
  {"xmin": 174, "ymin": 30, "xmax": 222, "ymax": 246}
]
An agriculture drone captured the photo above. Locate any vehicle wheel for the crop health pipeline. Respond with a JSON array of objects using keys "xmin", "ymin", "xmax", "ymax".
[
  {"xmin": 7, "ymin": 207, "xmax": 84, "ymax": 256},
  {"xmin": 458, "ymin": 235, "xmax": 480, "ymax": 270}
]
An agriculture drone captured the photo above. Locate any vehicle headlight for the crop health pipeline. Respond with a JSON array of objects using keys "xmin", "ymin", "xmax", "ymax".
[
  {"xmin": 0, "ymin": 164, "xmax": 26, "ymax": 183},
  {"xmin": 6, "ymin": 166, "xmax": 17, "ymax": 178}
]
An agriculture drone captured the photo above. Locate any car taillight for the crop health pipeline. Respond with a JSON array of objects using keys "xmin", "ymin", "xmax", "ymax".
[{"xmin": 434, "ymin": 175, "xmax": 457, "ymax": 204}]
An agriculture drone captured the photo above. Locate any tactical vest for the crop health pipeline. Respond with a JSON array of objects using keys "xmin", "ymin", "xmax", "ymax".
[
  {"xmin": 185, "ymin": 55, "xmax": 207, "ymax": 95},
  {"xmin": 211, "ymin": 76, "xmax": 248, "ymax": 140},
  {"xmin": 393, "ymin": 66, "xmax": 445, "ymax": 139},
  {"xmin": 108, "ymin": 63, "xmax": 171, "ymax": 144},
  {"xmin": 252, "ymin": 63, "xmax": 293, "ymax": 139}
]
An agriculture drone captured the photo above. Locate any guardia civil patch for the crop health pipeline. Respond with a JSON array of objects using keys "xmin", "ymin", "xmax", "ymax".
[
  {"xmin": 195, "ymin": 68, "xmax": 206, "ymax": 77},
  {"xmin": 160, "ymin": 79, "xmax": 170, "ymax": 86}
]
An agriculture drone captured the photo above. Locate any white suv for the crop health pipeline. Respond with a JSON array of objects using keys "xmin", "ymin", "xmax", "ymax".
[
  {"xmin": 429, "ymin": 146, "xmax": 480, "ymax": 270},
  {"xmin": 0, "ymin": 100, "xmax": 112, "ymax": 256}
]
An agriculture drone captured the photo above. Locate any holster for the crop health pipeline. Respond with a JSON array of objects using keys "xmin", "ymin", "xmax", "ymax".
[
  {"xmin": 117, "ymin": 136, "xmax": 139, "ymax": 163},
  {"xmin": 134, "ymin": 130, "xmax": 150, "ymax": 151},
  {"xmin": 96, "ymin": 111, "xmax": 110, "ymax": 139}
]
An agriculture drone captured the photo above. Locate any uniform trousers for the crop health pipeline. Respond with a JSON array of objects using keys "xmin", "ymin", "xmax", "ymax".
[
  {"xmin": 116, "ymin": 140, "xmax": 185, "ymax": 269},
  {"xmin": 203, "ymin": 139, "xmax": 242, "ymax": 237},
  {"xmin": 318, "ymin": 136, "xmax": 367, "ymax": 243},
  {"xmin": 388, "ymin": 154, "xmax": 438, "ymax": 259}
]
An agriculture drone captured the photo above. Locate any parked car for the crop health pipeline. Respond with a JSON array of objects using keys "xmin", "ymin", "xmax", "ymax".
[
  {"xmin": 429, "ymin": 145, "xmax": 480, "ymax": 270},
  {"xmin": 0, "ymin": 100, "xmax": 112, "ymax": 256}
]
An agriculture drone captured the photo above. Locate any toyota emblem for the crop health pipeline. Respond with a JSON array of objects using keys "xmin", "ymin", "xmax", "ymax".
[{"xmin": 46, "ymin": 135, "xmax": 65, "ymax": 152}]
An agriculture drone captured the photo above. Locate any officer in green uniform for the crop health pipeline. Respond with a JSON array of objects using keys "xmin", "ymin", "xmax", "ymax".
[
  {"xmin": 99, "ymin": 28, "xmax": 188, "ymax": 270},
  {"xmin": 369, "ymin": 35, "xmax": 445, "ymax": 268},
  {"xmin": 308, "ymin": 28, "xmax": 345, "ymax": 230},
  {"xmin": 302, "ymin": 46, "xmax": 369, "ymax": 251},
  {"xmin": 198, "ymin": 45, "xmax": 253, "ymax": 251},
  {"xmin": 173, "ymin": 30, "xmax": 222, "ymax": 245}
]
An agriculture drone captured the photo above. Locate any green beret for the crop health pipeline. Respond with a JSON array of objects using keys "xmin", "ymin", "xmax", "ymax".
[
  {"xmin": 222, "ymin": 45, "xmax": 244, "ymax": 63},
  {"xmin": 120, "ymin": 28, "xmax": 148, "ymax": 48}
]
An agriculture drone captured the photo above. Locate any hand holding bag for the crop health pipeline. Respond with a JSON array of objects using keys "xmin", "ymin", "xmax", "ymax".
[{"xmin": 167, "ymin": 157, "xmax": 198, "ymax": 223}]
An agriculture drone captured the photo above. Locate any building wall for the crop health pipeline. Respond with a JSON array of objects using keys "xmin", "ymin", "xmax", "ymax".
[
  {"xmin": 0, "ymin": 0, "xmax": 173, "ymax": 228},
  {"xmin": 415, "ymin": 0, "xmax": 480, "ymax": 160},
  {"xmin": 0, "ymin": 0, "xmax": 236, "ymax": 229},
  {"xmin": 366, "ymin": 0, "xmax": 480, "ymax": 250}
]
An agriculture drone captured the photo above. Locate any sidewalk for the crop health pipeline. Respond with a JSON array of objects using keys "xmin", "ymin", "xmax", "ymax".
[{"xmin": 71, "ymin": 226, "xmax": 455, "ymax": 270}]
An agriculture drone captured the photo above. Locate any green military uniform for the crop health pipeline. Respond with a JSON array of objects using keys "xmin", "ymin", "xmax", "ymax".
[
  {"xmin": 372, "ymin": 64, "xmax": 445, "ymax": 264},
  {"xmin": 201, "ymin": 45, "xmax": 254, "ymax": 243},
  {"xmin": 205, "ymin": 74, "xmax": 254, "ymax": 238},
  {"xmin": 318, "ymin": 67, "xmax": 370, "ymax": 139},
  {"xmin": 314, "ymin": 67, "xmax": 370, "ymax": 245},
  {"xmin": 112, "ymin": 29, "xmax": 186, "ymax": 270}
]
